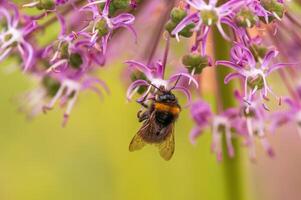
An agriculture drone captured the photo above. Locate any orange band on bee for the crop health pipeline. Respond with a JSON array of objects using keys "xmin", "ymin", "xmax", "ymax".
[{"xmin": 154, "ymin": 103, "xmax": 181, "ymax": 115}]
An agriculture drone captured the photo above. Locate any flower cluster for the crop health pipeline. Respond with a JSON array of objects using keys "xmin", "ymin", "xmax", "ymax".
[
  {"xmin": 1, "ymin": 0, "xmax": 301, "ymax": 161},
  {"xmin": 168, "ymin": 0, "xmax": 301, "ymax": 161}
]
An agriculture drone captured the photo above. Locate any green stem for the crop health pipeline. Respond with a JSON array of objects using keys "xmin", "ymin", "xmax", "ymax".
[{"xmin": 213, "ymin": 28, "xmax": 247, "ymax": 200}]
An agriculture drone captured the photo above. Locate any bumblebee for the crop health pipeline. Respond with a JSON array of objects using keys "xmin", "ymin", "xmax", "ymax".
[{"xmin": 129, "ymin": 86, "xmax": 181, "ymax": 161}]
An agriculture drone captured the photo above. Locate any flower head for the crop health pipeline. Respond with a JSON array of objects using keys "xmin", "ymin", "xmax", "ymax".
[
  {"xmin": 171, "ymin": 0, "xmax": 244, "ymax": 41},
  {"xmin": 216, "ymin": 43, "xmax": 295, "ymax": 107},
  {"xmin": 79, "ymin": 0, "xmax": 136, "ymax": 55},
  {"xmin": 0, "ymin": 3, "xmax": 37, "ymax": 71}
]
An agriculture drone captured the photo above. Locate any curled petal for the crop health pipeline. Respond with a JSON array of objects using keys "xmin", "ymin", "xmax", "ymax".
[
  {"xmin": 103, "ymin": 0, "xmax": 111, "ymax": 16},
  {"xmin": 115, "ymin": 24, "xmax": 137, "ymax": 43},
  {"xmin": 186, "ymin": 0, "xmax": 206, "ymax": 9},
  {"xmin": 111, "ymin": 13, "xmax": 135, "ymax": 25},
  {"xmin": 267, "ymin": 62, "xmax": 297, "ymax": 75},
  {"xmin": 171, "ymin": 12, "xmax": 200, "ymax": 41},
  {"xmin": 22, "ymin": 41, "xmax": 34, "ymax": 71},
  {"xmin": 216, "ymin": 22, "xmax": 230, "ymax": 41},
  {"xmin": 81, "ymin": 0, "xmax": 106, "ymax": 9},
  {"xmin": 189, "ymin": 126, "xmax": 203, "ymax": 145},
  {"xmin": 82, "ymin": 78, "xmax": 110, "ymax": 94},
  {"xmin": 173, "ymin": 86, "xmax": 192, "ymax": 103},
  {"xmin": 224, "ymin": 72, "xmax": 243, "ymax": 84},
  {"xmin": 262, "ymin": 49, "xmax": 278, "ymax": 68},
  {"xmin": 126, "ymin": 80, "xmax": 149, "ymax": 101},
  {"xmin": 125, "ymin": 60, "xmax": 152, "ymax": 78},
  {"xmin": 169, "ymin": 73, "xmax": 199, "ymax": 88},
  {"xmin": 216, "ymin": 60, "xmax": 243, "ymax": 72}
]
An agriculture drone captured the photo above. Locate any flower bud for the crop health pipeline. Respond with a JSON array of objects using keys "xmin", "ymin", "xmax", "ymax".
[
  {"xmin": 42, "ymin": 76, "xmax": 61, "ymax": 97},
  {"xmin": 235, "ymin": 8, "xmax": 258, "ymax": 28},
  {"xmin": 182, "ymin": 54, "xmax": 209, "ymax": 74},
  {"xmin": 260, "ymin": 0, "xmax": 284, "ymax": 22},
  {"xmin": 69, "ymin": 53, "xmax": 83, "ymax": 69},
  {"xmin": 37, "ymin": 0, "xmax": 55, "ymax": 10},
  {"xmin": 113, "ymin": 0, "xmax": 130, "ymax": 10},
  {"xmin": 171, "ymin": 8, "xmax": 187, "ymax": 23}
]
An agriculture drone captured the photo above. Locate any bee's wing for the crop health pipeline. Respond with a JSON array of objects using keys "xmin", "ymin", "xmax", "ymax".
[
  {"xmin": 129, "ymin": 122, "xmax": 149, "ymax": 152},
  {"xmin": 156, "ymin": 124, "xmax": 175, "ymax": 161}
]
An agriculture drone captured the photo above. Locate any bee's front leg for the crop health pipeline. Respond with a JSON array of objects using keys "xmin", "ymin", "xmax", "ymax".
[
  {"xmin": 137, "ymin": 110, "xmax": 149, "ymax": 122},
  {"xmin": 136, "ymin": 99, "xmax": 148, "ymax": 108}
]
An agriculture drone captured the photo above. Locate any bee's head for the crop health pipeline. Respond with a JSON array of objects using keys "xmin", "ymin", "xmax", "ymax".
[{"xmin": 156, "ymin": 91, "xmax": 176, "ymax": 103}]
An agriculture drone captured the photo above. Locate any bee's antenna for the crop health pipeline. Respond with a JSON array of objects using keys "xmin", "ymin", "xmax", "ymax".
[
  {"xmin": 149, "ymin": 83, "xmax": 163, "ymax": 92},
  {"xmin": 169, "ymin": 75, "xmax": 182, "ymax": 91}
]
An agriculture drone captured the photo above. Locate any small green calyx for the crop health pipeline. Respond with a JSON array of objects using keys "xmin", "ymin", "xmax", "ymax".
[
  {"xmin": 37, "ymin": 0, "xmax": 55, "ymax": 10},
  {"xmin": 235, "ymin": 8, "xmax": 258, "ymax": 28},
  {"xmin": 260, "ymin": 0, "xmax": 284, "ymax": 22},
  {"xmin": 182, "ymin": 54, "xmax": 209, "ymax": 74},
  {"xmin": 69, "ymin": 53, "xmax": 83, "ymax": 69},
  {"xmin": 247, "ymin": 75, "xmax": 264, "ymax": 90},
  {"xmin": 130, "ymin": 71, "xmax": 148, "ymax": 94},
  {"xmin": 96, "ymin": 19, "xmax": 110, "ymax": 37},
  {"xmin": 171, "ymin": 8, "xmax": 187, "ymax": 23},
  {"xmin": 42, "ymin": 76, "xmax": 61, "ymax": 97},
  {"xmin": 165, "ymin": 7, "xmax": 195, "ymax": 38},
  {"xmin": 200, "ymin": 9, "xmax": 218, "ymax": 26}
]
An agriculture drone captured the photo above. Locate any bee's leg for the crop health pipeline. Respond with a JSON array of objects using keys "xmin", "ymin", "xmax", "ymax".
[
  {"xmin": 138, "ymin": 111, "xmax": 150, "ymax": 122},
  {"xmin": 136, "ymin": 99, "xmax": 148, "ymax": 108},
  {"xmin": 137, "ymin": 109, "xmax": 150, "ymax": 122}
]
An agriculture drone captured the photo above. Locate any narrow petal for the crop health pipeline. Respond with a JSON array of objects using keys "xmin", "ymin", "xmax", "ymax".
[
  {"xmin": 173, "ymin": 86, "xmax": 192, "ymax": 102},
  {"xmin": 262, "ymin": 49, "xmax": 278, "ymax": 68},
  {"xmin": 171, "ymin": 12, "xmax": 199, "ymax": 41},
  {"xmin": 169, "ymin": 73, "xmax": 199, "ymax": 88},
  {"xmin": 126, "ymin": 80, "xmax": 149, "ymax": 101},
  {"xmin": 189, "ymin": 126, "xmax": 203, "ymax": 145},
  {"xmin": 224, "ymin": 72, "xmax": 243, "ymax": 84},
  {"xmin": 111, "ymin": 13, "xmax": 135, "ymax": 25},
  {"xmin": 267, "ymin": 62, "xmax": 297, "ymax": 75}
]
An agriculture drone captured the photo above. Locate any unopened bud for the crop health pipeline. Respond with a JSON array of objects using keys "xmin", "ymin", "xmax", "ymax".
[
  {"xmin": 260, "ymin": 0, "xmax": 284, "ymax": 22},
  {"xmin": 182, "ymin": 54, "xmax": 209, "ymax": 74},
  {"xmin": 37, "ymin": 0, "xmax": 55, "ymax": 10},
  {"xmin": 235, "ymin": 8, "xmax": 258, "ymax": 28},
  {"xmin": 171, "ymin": 8, "xmax": 187, "ymax": 23}
]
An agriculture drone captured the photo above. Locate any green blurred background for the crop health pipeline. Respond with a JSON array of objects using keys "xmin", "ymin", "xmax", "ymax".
[
  {"xmin": 0, "ymin": 60, "xmax": 251, "ymax": 200},
  {"xmin": 1, "ymin": 1, "xmax": 301, "ymax": 200}
]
